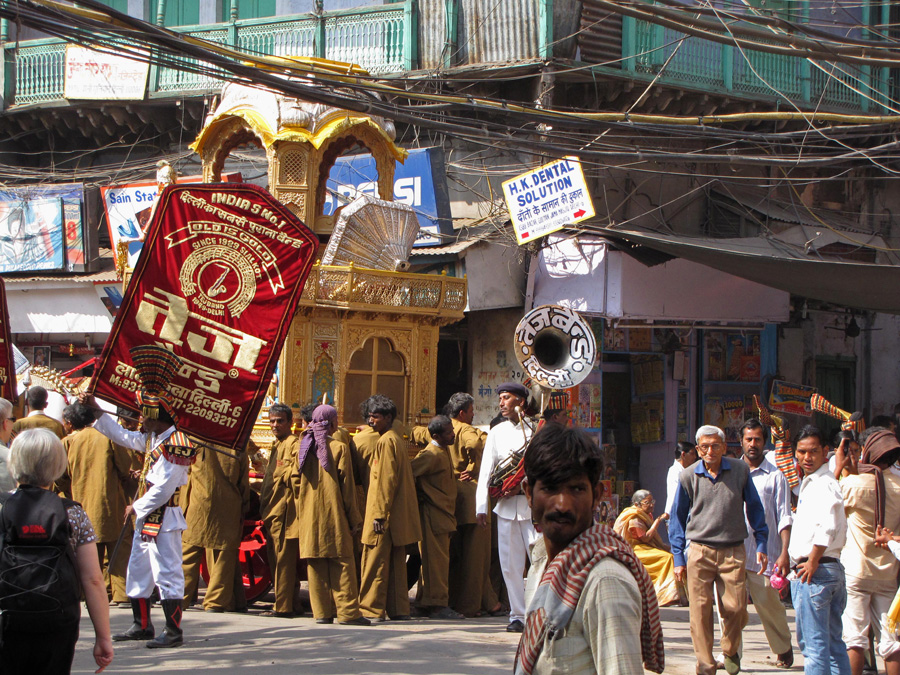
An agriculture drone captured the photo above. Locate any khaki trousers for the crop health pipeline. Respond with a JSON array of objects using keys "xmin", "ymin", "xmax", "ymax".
[
  {"xmin": 448, "ymin": 521, "xmax": 498, "ymax": 615},
  {"xmin": 746, "ymin": 571, "xmax": 792, "ymax": 656},
  {"xmin": 687, "ymin": 543, "xmax": 748, "ymax": 675},
  {"xmin": 418, "ymin": 522, "xmax": 451, "ymax": 607},
  {"xmin": 272, "ymin": 537, "xmax": 299, "ymax": 614},
  {"xmin": 97, "ymin": 539, "xmax": 128, "ymax": 603},
  {"xmin": 359, "ymin": 533, "xmax": 409, "ymax": 619},
  {"xmin": 183, "ymin": 544, "xmax": 238, "ymax": 611},
  {"xmin": 307, "ymin": 557, "xmax": 362, "ymax": 622}
]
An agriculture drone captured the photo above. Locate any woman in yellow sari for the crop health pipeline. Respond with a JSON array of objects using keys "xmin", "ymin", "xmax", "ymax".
[{"xmin": 613, "ymin": 489, "xmax": 681, "ymax": 606}]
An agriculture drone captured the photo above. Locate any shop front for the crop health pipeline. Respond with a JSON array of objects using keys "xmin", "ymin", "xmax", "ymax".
[{"xmin": 529, "ymin": 235, "xmax": 789, "ymax": 519}]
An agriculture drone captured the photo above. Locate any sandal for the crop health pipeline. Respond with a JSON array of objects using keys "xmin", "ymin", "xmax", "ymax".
[{"xmin": 775, "ymin": 651, "xmax": 794, "ymax": 669}]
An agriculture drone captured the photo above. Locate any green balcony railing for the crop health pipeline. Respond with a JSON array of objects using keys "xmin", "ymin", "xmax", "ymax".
[
  {"xmin": 623, "ymin": 11, "xmax": 891, "ymax": 113},
  {"xmin": 4, "ymin": 2, "xmax": 417, "ymax": 107}
]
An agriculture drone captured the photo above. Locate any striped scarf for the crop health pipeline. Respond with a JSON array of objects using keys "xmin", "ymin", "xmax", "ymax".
[{"xmin": 514, "ymin": 522, "xmax": 665, "ymax": 675}]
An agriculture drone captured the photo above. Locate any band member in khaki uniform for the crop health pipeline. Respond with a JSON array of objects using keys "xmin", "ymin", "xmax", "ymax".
[
  {"xmin": 296, "ymin": 404, "xmax": 369, "ymax": 625},
  {"xmin": 63, "ymin": 402, "xmax": 134, "ymax": 604},
  {"xmin": 411, "ymin": 415, "xmax": 463, "ymax": 619},
  {"xmin": 13, "ymin": 386, "xmax": 65, "ymax": 439},
  {"xmin": 83, "ymin": 345, "xmax": 198, "ymax": 649},
  {"xmin": 182, "ymin": 439, "xmax": 250, "ymax": 612},
  {"xmin": 259, "ymin": 402, "xmax": 301, "ymax": 617},
  {"xmin": 359, "ymin": 395, "xmax": 422, "ymax": 620}
]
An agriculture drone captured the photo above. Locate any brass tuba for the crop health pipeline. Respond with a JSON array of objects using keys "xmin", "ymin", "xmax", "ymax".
[{"xmin": 514, "ymin": 305, "xmax": 597, "ymax": 390}]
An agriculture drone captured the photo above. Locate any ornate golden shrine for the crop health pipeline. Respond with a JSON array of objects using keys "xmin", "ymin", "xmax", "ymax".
[{"xmin": 191, "ymin": 79, "xmax": 466, "ymax": 442}]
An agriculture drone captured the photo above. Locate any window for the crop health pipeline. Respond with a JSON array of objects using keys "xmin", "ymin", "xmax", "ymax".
[
  {"xmin": 342, "ymin": 337, "xmax": 407, "ymax": 425},
  {"xmin": 149, "ymin": 1, "xmax": 200, "ymax": 26}
]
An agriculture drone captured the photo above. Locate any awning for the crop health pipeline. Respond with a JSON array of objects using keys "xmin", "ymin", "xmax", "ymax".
[
  {"xmin": 6, "ymin": 285, "xmax": 113, "ymax": 334},
  {"xmin": 600, "ymin": 228, "xmax": 900, "ymax": 314},
  {"xmin": 531, "ymin": 235, "xmax": 790, "ymax": 323}
]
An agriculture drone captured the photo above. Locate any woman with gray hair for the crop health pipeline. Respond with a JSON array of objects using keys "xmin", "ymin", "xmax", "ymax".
[
  {"xmin": 0, "ymin": 428, "xmax": 113, "ymax": 673},
  {"xmin": 613, "ymin": 488, "xmax": 683, "ymax": 606}
]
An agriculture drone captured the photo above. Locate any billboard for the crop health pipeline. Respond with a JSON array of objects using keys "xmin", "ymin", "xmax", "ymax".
[
  {"xmin": 0, "ymin": 183, "xmax": 88, "ymax": 273},
  {"xmin": 322, "ymin": 147, "xmax": 453, "ymax": 247},
  {"xmin": 65, "ymin": 45, "xmax": 150, "ymax": 100}
]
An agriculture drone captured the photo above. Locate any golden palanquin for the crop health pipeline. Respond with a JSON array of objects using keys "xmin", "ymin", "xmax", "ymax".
[{"xmin": 190, "ymin": 77, "xmax": 466, "ymax": 446}]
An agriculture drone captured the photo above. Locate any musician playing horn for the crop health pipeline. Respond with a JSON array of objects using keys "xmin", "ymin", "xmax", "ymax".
[{"xmin": 475, "ymin": 381, "xmax": 537, "ymax": 634}]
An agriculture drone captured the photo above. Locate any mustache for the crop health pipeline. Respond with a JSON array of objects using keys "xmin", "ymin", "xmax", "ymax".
[{"xmin": 545, "ymin": 511, "xmax": 576, "ymax": 524}]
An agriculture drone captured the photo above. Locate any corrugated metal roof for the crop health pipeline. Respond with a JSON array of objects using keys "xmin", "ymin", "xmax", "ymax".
[{"xmin": 3, "ymin": 248, "xmax": 119, "ymax": 284}]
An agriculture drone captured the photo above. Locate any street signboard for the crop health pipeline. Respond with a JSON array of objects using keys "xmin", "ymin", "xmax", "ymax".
[{"xmin": 502, "ymin": 156, "xmax": 595, "ymax": 245}]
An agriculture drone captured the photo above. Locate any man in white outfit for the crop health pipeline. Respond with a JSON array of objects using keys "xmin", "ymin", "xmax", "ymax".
[
  {"xmin": 476, "ymin": 382, "xmax": 536, "ymax": 633},
  {"xmin": 83, "ymin": 345, "xmax": 197, "ymax": 649}
]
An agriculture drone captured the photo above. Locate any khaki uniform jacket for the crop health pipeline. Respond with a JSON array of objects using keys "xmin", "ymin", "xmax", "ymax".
[
  {"xmin": 13, "ymin": 413, "xmax": 65, "ymax": 439},
  {"xmin": 352, "ymin": 426, "xmax": 379, "ymax": 492},
  {"xmin": 181, "ymin": 443, "xmax": 251, "ymax": 550},
  {"xmin": 260, "ymin": 435, "xmax": 300, "ymax": 539},
  {"xmin": 410, "ymin": 420, "xmax": 485, "ymax": 525},
  {"xmin": 65, "ymin": 426, "xmax": 133, "ymax": 542},
  {"xmin": 294, "ymin": 437, "xmax": 361, "ymax": 559},
  {"xmin": 411, "ymin": 444, "xmax": 457, "ymax": 535},
  {"xmin": 361, "ymin": 428, "xmax": 422, "ymax": 547}
]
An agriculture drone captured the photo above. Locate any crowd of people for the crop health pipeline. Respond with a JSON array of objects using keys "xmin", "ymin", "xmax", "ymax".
[{"xmin": 4, "ymin": 360, "xmax": 900, "ymax": 675}]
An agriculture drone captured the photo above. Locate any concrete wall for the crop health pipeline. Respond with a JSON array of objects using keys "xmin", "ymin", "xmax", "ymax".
[{"xmin": 468, "ymin": 307, "xmax": 526, "ymax": 426}]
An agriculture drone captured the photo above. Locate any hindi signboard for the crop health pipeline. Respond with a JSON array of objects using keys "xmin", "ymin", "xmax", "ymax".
[
  {"xmin": 0, "ymin": 279, "xmax": 16, "ymax": 402},
  {"xmin": 65, "ymin": 46, "xmax": 149, "ymax": 100},
  {"xmin": 768, "ymin": 380, "xmax": 816, "ymax": 417},
  {"xmin": 502, "ymin": 157, "xmax": 595, "ymax": 245},
  {"xmin": 90, "ymin": 183, "xmax": 319, "ymax": 449}
]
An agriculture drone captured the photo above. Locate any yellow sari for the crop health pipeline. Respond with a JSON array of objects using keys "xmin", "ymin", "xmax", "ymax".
[{"xmin": 613, "ymin": 506, "xmax": 680, "ymax": 606}]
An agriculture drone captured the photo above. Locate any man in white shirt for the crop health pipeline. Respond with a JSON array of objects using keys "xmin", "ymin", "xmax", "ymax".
[
  {"xmin": 476, "ymin": 382, "xmax": 536, "ymax": 633},
  {"xmin": 664, "ymin": 441, "xmax": 698, "ymax": 519},
  {"xmin": 740, "ymin": 419, "xmax": 793, "ymax": 669},
  {"xmin": 83, "ymin": 345, "xmax": 197, "ymax": 649},
  {"xmin": 0, "ymin": 397, "xmax": 15, "ymax": 493},
  {"xmin": 789, "ymin": 425, "xmax": 850, "ymax": 675}
]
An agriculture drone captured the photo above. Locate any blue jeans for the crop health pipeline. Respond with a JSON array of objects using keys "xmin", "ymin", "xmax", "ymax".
[{"xmin": 790, "ymin": 561, "xmax": 852, "ymax": 675}]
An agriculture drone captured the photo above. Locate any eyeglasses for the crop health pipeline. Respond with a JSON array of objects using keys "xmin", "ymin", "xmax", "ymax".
[
  {"xmin": 697, "ymin": 443, "xmax": 723, "ymax": 451},
  {"xmin": 640, "ymin": 498, "xmax": 655, "ymax": 506}
]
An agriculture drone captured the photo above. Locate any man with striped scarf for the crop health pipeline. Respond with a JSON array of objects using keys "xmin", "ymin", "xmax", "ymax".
[{"xmin": 517, "ymin": 423, "xmax": 664, "ymax": 675}]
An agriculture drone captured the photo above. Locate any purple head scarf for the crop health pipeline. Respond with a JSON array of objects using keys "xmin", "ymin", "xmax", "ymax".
[{"xmin": 297, "ymin": 404, "xmax": 336, "ymax": 472}]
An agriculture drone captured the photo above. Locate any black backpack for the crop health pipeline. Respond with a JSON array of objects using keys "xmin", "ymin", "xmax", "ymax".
[{"xmin": 0, "ymin": 486, "xmax": 81, "ymax": 633}]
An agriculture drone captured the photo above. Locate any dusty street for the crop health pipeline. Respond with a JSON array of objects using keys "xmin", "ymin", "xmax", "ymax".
[{"xmin": 71, "ymin": 597, "xmax": 805, "ymax": 674}]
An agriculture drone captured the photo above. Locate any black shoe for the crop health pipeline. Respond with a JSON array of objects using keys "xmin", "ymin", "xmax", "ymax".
[
  {"xmin": 389, "ymin": 614, "xmax": 412, "ymax": 621},
  {"xmin": 506, "ymin": 620, "xmax": 525, "ymax": 633},
  {"xmin": 114, "ymin": 598, "xmax": 154, "ymax": 641},
  {"xmin": 316, "ymin": 618, "xmax": 334, "ymax": 624},
  {"xmin": 146, "ymin": 627, "xmax": 183, "ymax": 649},
  {"xmin": 339, "ymin": 616, "xmax": 371, "ymax": 626},
  {"xmin": 146, "ymin": 599, "xmax": 184, "ymax": 648}
]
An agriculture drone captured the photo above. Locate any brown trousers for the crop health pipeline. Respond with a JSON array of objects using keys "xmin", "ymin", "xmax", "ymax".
[
  {"xmin": 418, "ymin": 524, "xmax": 450, "ymax": 608},
  {"xmin": 687, "ymin": 542, "xmax": 748, "ymax": 675},
  {"xmin": 359, "ymin": 533, "xmax": 409, "ymax": 619},
  {"xmin": 97, "ymin": 539, "xmax": 129, "ymax": 603},
  {"xmin": 182, "ymin": 544, "xmax": 238, "ymax": 611},
  {"xmin": 272, "ymin": 537, "xmax": 299, "ymax": 614},
  {"xmin": 306, "ymin": 557, "xmax": 362, "ymax": 622},
  {"xmin": 449, "ymin": 521, "xmax": 498, "ymax": 615}
]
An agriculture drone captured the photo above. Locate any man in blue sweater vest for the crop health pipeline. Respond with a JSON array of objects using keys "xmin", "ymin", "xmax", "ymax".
[{"xmin": 670, "ymin": 425, "xmax": 769, "ymax": 675}]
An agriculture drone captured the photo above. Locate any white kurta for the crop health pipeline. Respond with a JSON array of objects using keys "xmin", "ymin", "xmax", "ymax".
[{"xmin": 94, "ymin": 414, "xmax": 190, "ymax": 599}]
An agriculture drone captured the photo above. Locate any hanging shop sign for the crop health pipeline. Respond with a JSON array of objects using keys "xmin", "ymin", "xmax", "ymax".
[
  {"xmin": 322, "ymin": 147, "xmax": 453, "ymax": 247},
  {"xmin": 90, "ymin": 183, "xmax": 319, "ymax": 449},
  {"xmin": 768, "ymin": 380, "xmax": 816, "ymax": 417},
  {"xmin": 65, "ymin": 45, "xmax": 150, "ymax": 100},
  {"xmin": 502, "ymin": 156, "xmax": 595, "ymax": 245}
]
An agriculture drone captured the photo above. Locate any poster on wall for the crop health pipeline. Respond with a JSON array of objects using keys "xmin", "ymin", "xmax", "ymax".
[
  {"xmin": 65, "ymin": 45, "xmax": 150, "ymax": 100},
  {"xmin": 0, "ymin": 198, "xmax": 65, "ymax": 273}
]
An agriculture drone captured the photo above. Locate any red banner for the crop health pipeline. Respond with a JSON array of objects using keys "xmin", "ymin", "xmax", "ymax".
[
  {"xmin": 0, "ymin": 279, "xmax": 15, "ymax": 402},
  {"xmin": 90, "ymin": 183, "xmax": 318, "ymax": 449}
]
